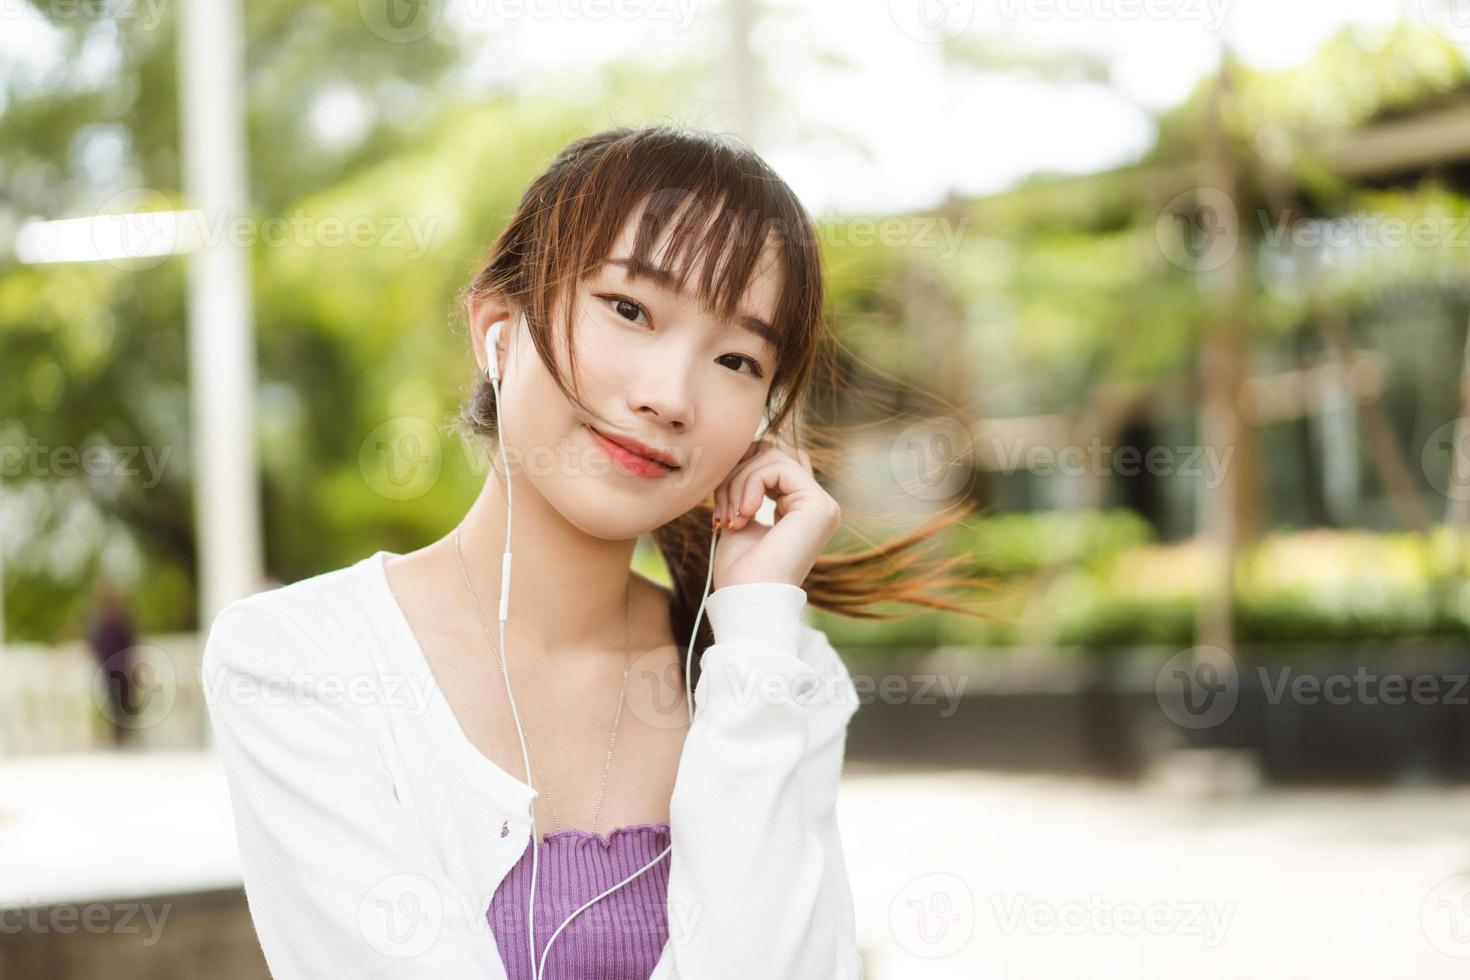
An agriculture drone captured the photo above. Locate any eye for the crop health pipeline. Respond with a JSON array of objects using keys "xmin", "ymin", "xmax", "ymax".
[
  {"xmin": 596, "ymin": 293, "xmax": 649, "ymax": 326},
  {"xmin": 717, "ymin": 353, "xmax": 766, "ymax": 379}
]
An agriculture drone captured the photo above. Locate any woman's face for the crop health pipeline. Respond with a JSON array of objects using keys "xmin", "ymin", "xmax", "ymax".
[{"xmin": 473, "ymin": 205, "xmax": 783, "ymax": 540}]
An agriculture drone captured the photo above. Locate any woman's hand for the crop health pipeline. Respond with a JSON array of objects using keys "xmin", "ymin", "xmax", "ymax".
[{"xmin": 709, "ymin": 435, "xmax": 841, "ymax": 591}]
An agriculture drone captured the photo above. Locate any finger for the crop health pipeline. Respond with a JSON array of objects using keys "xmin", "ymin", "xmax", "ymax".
[
  {"xmin": 757, "ymin": 435, "xmax": 800, "ymax": 464},
  {"xmin": 761, "ymin": 436, "xmax": 813, "ymax": 477},
  {"xmin": 731, "ymin": 457, "xmax": 797, "ymax": 530},
  {"xmin": 717, "ymin": 439, "xmax": 768, "ymax": 526},
  {"xmin": 717, "ymin": 442, "xmax": 774, "ymax": 527}
]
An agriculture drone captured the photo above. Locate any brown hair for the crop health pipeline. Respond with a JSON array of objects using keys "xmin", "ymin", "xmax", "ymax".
[{"xmin": 454, "ymin": 125, "xmax": 998, "ymax": 675}]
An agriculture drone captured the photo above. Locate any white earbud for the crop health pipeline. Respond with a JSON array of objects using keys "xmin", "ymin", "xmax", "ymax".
[{"xmin": 485, "ymin": 319, "xmax": 504, "ymax": 383}]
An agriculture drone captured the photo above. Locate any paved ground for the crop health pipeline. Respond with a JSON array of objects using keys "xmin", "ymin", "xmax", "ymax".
[
  {"xmin": 840, "ymin": 760, "xmax": 1470, "ymax": 979},
  {"xmin": 4, "ymin": 751, "xmax": 1470, "ymax": 978}
]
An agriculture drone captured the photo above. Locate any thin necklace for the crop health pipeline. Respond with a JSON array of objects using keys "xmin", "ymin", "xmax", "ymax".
[{"xmin": 453, "ymin": 527, "xmax": 632, "ymax": 835}]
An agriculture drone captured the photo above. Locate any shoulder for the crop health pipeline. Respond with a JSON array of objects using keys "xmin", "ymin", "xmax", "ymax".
[{"xmin": 202, "ymin": 554, "xmax": 379, "ymax": 682}]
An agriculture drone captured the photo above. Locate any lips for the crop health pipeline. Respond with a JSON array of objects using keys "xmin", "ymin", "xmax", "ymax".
[{"xmin": 586, "ymin": 425, "xmax": 681, "ymax": 475}]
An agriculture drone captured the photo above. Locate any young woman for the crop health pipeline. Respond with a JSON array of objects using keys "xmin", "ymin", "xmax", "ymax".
[{"xmin": 204, "ymin": 125, "xmax": 980, "ymax": 980}]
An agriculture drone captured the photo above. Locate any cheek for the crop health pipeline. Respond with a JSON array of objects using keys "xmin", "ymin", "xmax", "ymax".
[
  {"xmin": 692, "ymin": 422, "xmax": 764, "ymax": 493},
  {"xmin": 566, "ymin": 306, "xmax": 637, "ymax": 396}
]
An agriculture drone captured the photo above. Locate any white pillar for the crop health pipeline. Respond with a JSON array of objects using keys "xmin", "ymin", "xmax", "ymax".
[{"xmin": 177, "ymin": 0, "xmax": 263, "ymax": 630}]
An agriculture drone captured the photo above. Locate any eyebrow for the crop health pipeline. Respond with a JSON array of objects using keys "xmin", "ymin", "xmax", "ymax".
[{"xmin": 604, "ymin": 256, "xmax": 778, "ymax": 351}]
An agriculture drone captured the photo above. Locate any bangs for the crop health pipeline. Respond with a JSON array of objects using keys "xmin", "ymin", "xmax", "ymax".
[
  {"xmin": 549, "ymin": 130, "xmax": 822, "ymax": 376},
  {"xmin": 619, "ymin": 186, "xmax": 786, "ymax": 331}
]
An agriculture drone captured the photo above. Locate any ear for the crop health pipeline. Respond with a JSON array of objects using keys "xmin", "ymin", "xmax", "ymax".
[{"xmin": 469, "ymin": 293, "xmax": 515, "ymax": 381}]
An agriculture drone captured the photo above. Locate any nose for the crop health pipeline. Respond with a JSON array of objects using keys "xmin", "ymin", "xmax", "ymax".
[{"xmin": 627, "ymin": 352, "xmax": 694, "ymax": 432}]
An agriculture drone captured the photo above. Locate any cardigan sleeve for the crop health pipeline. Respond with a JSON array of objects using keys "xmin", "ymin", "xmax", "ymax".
[
  {"xmin": 649, "ymin": 582, "xmax": 863, "ymax": 980},
  {"xmin": 202, "ymin": 597, "xmax": 496, "ymax": 979}
]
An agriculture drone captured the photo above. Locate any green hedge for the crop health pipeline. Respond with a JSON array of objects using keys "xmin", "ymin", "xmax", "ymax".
[{"xmin": 810, "ymin": 522, "xmax": 1470, "ymax": 652}]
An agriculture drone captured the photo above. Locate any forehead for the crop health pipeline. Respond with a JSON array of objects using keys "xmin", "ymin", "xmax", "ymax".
[{"xmin": 600, "ymin": 200, "xmax": 783, "ymax": 331}]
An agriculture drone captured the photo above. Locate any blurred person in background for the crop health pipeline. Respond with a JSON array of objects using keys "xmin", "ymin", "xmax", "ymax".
[{"xmin": 87, "ymin": 578, "xmax": 138, "ymax": 749}]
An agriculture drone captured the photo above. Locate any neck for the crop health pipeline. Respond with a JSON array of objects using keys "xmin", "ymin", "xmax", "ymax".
[{"xmin": 448, "ymin": 465, "xmax": 638, "ymax": 657}]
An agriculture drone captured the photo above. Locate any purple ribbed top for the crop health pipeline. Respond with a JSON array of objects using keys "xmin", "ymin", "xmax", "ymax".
[{"xmin": 487, "ymin": 822, "xmax": 672, "ymax": 979}]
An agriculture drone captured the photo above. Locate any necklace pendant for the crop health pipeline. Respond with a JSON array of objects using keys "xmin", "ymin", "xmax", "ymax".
[{"xmin": 499, "ymin": 819, "xmax": 509, "ymax": 838}]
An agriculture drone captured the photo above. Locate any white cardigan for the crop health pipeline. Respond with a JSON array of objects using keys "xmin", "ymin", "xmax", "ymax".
[{"xmin": 201, "ymin": 550, "xmax": 863, "ymax": 979}]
